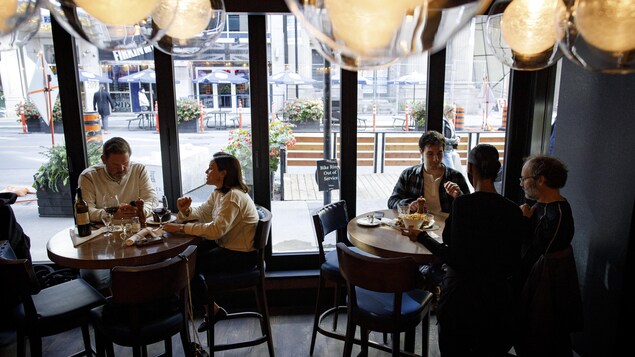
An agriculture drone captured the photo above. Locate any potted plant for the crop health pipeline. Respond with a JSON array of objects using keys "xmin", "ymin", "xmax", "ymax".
[
  {"xmin": 33, "ymin": 143, "xmax": 101, "ymax": 217},
  {"xmin": 15, "ymin": 100, "xmax": 45, "ymax": 133},
  {"xmin": 278, "ymin": 98, "xmax": 324, "ymax": 131},
  {"xmin": 410, "ymin": 101, "xmax": 426, "ymax": 130},
  {"xmin": 223, "ymin": 119, "xmax": 296, "ymax": 192},
  {"xmin": 176, "ymin": 98, "xmax": 201, "ymax": 132}
]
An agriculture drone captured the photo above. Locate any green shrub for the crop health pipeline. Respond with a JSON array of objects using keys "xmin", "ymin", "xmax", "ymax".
[
  {"xmin": 278, "ymin": 98, "xmax": 324, "ymax": 123},
  {"xmin": 176, "ymin": 98, "xmax": 201, "ymax": 123},
  {"xmin": 33, "ymin": 143, "xmax": 102, "ymax": 191}
]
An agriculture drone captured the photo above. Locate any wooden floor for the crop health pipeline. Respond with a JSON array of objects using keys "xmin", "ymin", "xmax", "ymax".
[
  {"xmin": 283, "ymin": 173, "xmax": 399, "ymax": 201},
  {"xmin": 0, "ymin": 312, "xmax": 440, "ymax": 357}
]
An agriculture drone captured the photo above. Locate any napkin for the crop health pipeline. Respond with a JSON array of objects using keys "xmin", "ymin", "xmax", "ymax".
[
  {"xmin": 125, "ymin": 227, "xmax": 161, "ymax": 246},
  {"xmin": 70, "ymin": 227, "xmax": 107, "ymax": 247}
]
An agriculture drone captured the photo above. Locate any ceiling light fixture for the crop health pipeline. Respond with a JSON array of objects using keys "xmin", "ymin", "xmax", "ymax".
[{"xmin": 486, "ymin": 0, "xmax": 563, "ymax": 71}]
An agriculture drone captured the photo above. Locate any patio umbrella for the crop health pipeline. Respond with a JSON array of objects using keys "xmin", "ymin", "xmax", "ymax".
[
  {"xmin": 389, "ymin": 71, "xmax": 426, "ymax": 104},
  {"xmin": 269, "ymin": 70, "xmax": 316, "ymax": 85},
  {"xmin": 118, "ymin": 68, "xmax": 156, "ymax": 83},
  {"xmin": 27, "ymin": 53, "xmax": 58, "ymax": 144},
  {"xmin": 79, "ymin": 70, "xmax": 112, "ymax": 83},
  {"xmin": 193, "ymin": 70, "xmax": 248, "ymax": 84}
]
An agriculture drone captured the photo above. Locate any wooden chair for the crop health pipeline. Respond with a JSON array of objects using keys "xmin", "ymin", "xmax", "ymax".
[
  {"xmin": 337, "ymin": 242, "xmax": 433, "ymax": 357},
  {"xmin": 89, "ymin": 245, "xmax": 197, "ymax": 357},
  {"xmin": 309, "ymin": 200, "xmax": 371, "ymax": 355},
  {"xmin": 0, "ymin": 240, "xmax": 106, "ymax": 357},
  {"xmin": 202, "ymin": 205, "xmax": 275, "ymax": 356}
]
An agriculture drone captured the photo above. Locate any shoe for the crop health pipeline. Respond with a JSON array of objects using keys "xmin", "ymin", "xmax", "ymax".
[{"xmin": 197, "ymin": 306, "xmax": 228, "ymax": 332}]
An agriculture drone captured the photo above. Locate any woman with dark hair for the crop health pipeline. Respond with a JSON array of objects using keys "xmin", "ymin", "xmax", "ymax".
[
  {"xmin": 403, "ymin": 144, "xmax": 524, "ymax": 356},
  {"xmin": 164, "ymin": 152, "xmax": 259, "ymax": 331}
]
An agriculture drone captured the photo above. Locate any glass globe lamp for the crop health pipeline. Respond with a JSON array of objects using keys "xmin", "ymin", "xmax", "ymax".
[
  {"xmin": 71, "ymin": 0, "xmax": 161, "ymax": 26},
  {"xmin": 555, "ymin": 0, "xmax": 635, "ymax": 74},
  {"xmin": 0, "ymin": 0, "xmax": 40, "ymax": 36},
  {"xmin": 0, "ymin": 6, "xmax": 40, "ymax": 51},
  {"xmin": 46, "ymin": 0, "xmax": 175, "ymax": 52},
  {"xmin": 151, "ymin": 0, "xmax": 225, "ymax": 57},
  {"xmin": 284, "ymin": 0, "xmax": 489, "ymax": 71},
  {"xmin": 485, "ymin": 0, "xmax": 563, "ymax": 71}
]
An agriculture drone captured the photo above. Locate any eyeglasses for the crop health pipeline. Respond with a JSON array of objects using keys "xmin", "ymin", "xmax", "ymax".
[{"xmin": 519, "ymin": 176, "xmax": 536, "ymax": 183}]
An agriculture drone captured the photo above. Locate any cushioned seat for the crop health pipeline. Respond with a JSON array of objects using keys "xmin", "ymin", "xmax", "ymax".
[
  {"xmin": 89, "ymin": 245, "xmax": 197, "ymax": 357},
  {"xmin": 0, "ymin": 240, "xmax": 105, "ymax": 357},
  {"xmin": 337, "ymin": 243, "xmax": 434, "ymax": 357}
]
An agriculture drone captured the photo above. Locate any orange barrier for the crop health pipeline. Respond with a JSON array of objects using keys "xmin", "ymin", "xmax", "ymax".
[
  {"xmin": 20, "ymin": 102, "xmax": 27, "ymax": 134},
  {"xmin": 199, "ymin": 101, "xmax": 205, "ymax": 133},
  {"xmin": 404, "ymin": 103, "xmax": 410, "ymax": 132},
  {"xmin": 83, "ymin": 112, "xmax": 102, "ymax": 145},
  {"xmin": 499, "ymin": 105, "xmax": 508, "ymax": 131},
  {"xmin": 455, "ymin": 107, "xmax": 465, "ymax": 130},
  {"xmin": 155, "ymin": 101, "xmax": 159, "ymax": 133},
  {"xmin": 372, "ymin": 103, "xmax": 376, "ymax": 131},
  {"xmin": 238, "ymin": 99, "xmax": 243, "ymax": 129}
]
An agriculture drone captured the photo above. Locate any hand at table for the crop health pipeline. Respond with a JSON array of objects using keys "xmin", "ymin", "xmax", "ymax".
[
  {"xmin": 162, "ymin": 223, "xmax": 180, "ymax": 233},
  {"xmin": 401, "ymin": 227, "xmax": 423, "ymax": 242},
  {"xmin": 113, "ymin": 203, "xmax": 137, "ymax": 220},
  {"xmin": 176, "ymin": 197, "xmax": 192, "ymax": 214},
  {"xmin": 444, "ymin": 181, "xmax": 463, "ymax": 198},
  {"xmin": 520, "ymin": 203, "xmax": 534, "ymax": 218}
]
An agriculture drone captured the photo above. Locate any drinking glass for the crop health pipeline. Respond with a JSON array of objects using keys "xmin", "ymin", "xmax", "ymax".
[
  {"xmin": 103, "ymin": 194, "xmax": 120, "ymax": 217},
  {"xmin": 120, "ymin": 219, "xmax": 132, "ymax": 241},
  {"xmin": 101, "ymin": 211, "xmax": 113, "ymax": 241},
  {"xmin": 131, "ymin": 217, "xmax": 141, "ymax": 234},
  {"xmin": 398, "ymin": 204, "xmax": 410, "ymax": 216}
]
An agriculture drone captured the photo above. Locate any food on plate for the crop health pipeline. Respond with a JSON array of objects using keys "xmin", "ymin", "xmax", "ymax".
[{"xmin": 399, "ymin": 213, "xmax": 433, "ymax": 229}]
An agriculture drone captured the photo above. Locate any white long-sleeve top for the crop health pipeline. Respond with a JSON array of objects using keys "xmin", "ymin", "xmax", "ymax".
[
  {"xmin": 79, "ymin": 162, "xmax": 158, "ymax": 222},
  {"xmin": 178, "ymin": 188, "xmax": 258, "ymax": 252}
]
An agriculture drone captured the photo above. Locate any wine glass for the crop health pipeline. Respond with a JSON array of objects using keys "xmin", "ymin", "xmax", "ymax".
[
  {"xmin": 159, "ymin": 209, "xmax": 171, "ymax": 230},
  {"xmin": 103, "ymin": 194, "xmax": 120, "ymax": 217},
  {"xmin": 101, "ymin": 211, "xmax": 113, "ymax": 242}
]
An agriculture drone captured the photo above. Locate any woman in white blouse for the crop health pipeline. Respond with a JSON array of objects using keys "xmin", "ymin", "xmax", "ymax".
[{"xmin": 164, "ymin": 152, "xmax": 259, "ymax": 331}]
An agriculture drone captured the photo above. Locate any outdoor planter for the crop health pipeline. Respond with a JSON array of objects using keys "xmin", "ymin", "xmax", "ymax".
[
  {"xmin": 36, "ymin": 181, "xmax": 73, "ymax": 217},
  {"xmin": 292, "ymin": 120, "xmax": 321, "ymax": 132},
  {"xmin": 178, "ymin": 120, "xmax": 198, "ymax": 133},
  {"xmin": 26, "ymin": 117, "xmax": 45, "ymax": 133}
]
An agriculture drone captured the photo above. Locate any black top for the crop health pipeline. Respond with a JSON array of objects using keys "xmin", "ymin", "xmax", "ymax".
[
  {"xmin": 520, "ymin": 200, "xmax": 574, "ymax": 283},
  {"xmin": 93, "ymin": 89, "xmax": 114, "ymax": 117}
]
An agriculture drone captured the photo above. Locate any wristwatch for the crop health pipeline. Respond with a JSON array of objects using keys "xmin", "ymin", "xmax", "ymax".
[{"xmin": 179, "ymin": 224, "xmax": 185, "ymax": 233}]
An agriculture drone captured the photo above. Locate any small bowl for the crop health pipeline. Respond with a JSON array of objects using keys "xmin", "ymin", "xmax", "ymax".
[{"xmin": 401, "ymin": 213, "xmax": 433, "ymax": 230}]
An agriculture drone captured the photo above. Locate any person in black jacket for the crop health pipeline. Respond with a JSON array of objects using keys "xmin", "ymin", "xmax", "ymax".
[
  {"xmin": 93, "ymin": 85, "xmax": 114, "ymax": 133},
  {"xmin": 403, "ymin": 144, "xmax": 524, "ymax": 356}
]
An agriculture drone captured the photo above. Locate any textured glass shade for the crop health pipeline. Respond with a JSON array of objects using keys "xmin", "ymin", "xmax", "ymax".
[
  {"xmin": 285, "ymin": 0, "xmax": 489, "ymax": 71},
  {"xmin": 151, "ymin": 0, "xmax": 225, "ymax": 57},
  {"xmin": 0, "ymin": 6, "xmax": 40, "ymax": 51},
  {"xmin": 486, "ymin": 0, "xmax": 563, "ymax": 71},
  {"xmin": 72, "ymin": 0, "xmax": 161, "ymax": 26},
  {"xmin": 0, "ymin": 0, "xmax": 39, "ymax": 36},
  {"xmin": 47, "ymin": 0, "xmax": 174, "ymax": 51},
  {"xmin": 556, "ymin": 0, "xmax": 635, "ymax": 74}
]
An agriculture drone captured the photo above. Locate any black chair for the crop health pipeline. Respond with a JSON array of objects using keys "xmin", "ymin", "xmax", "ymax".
[
  {"xmin": 202, "ymin": 205, "xmax": 274, "ymax": 356},
  {"xmin": 309, "ymin": 200, "xmax": 373, "ymax": 355},
  {"xmin": 337, "ymin": 243, "xmax": 433, "ymax": 357},
  {"xmin": 89, "ymin": 245, "xmax": 197, "ymax": 357},
  {"xmin": 0, "ymin": 240, "xmax": 106, "ymax": 357}
]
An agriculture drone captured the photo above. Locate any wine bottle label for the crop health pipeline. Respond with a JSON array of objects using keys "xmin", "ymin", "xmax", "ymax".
[{"xmin": 77, "ymin": 212, "xmax": 90, "ymax": 225}]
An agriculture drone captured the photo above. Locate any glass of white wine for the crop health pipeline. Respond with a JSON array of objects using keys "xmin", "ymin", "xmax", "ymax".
[{"xmin": 101, "ymin": 211, "xmax": 114, "ymax": 242}]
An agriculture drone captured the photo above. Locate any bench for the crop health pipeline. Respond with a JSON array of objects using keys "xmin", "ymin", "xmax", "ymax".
[
  {"xmin": 383, "ymin": 134, "xmax": 421, "ymax": 168},
  {"xmin": 126, "ymin": 112, "xmax": 154, "ymax": 130},
  {"xmin": 392, "ymin": 116, "xmax": 415, "ymax": 131},
  {"xmin": 285, "ymin": 133, "xmax": 376, "ymax": 168}
]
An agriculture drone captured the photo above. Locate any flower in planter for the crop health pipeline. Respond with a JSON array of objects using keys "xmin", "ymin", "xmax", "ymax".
[
  {"xmin": 176, "ymin": 98, "xmax": 202, "ymax": 123},
  {"xmin": 15, "ymin": 100, "xmax": 42, "ymax": 121},
  {"xmin": 409, "ymin": 101, "xmax": 426, "ymax": 127},
  {"xmin": 223, "ymin": 120, "xmax": 296, "ymax": 176},
  {"xmin": 278, "ymin": 98, "xmax": 324, "ymax": 124},
  {"xmin": 52, "ymin": 97, "xmax": 62, "ymax": 123}
]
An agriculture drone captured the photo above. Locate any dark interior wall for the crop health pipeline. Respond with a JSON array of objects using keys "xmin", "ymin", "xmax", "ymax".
[{"xmin": 555, "ymin": 60, "xmax": 635, "ymax": 356}]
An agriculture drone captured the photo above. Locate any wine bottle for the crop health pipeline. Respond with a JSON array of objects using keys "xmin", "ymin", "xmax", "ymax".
[{"xmin": 75, "ymin": 188, "xmax": 91, "ymax": 237}]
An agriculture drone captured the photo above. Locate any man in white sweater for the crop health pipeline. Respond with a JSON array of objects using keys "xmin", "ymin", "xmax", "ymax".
[
  {"xmin": 79, "ymin": 137, "xmax": 157, "ymax": 223},
  {"xmin": 78, "ymin": 137, "xmax": 157, "ymax": 291}
]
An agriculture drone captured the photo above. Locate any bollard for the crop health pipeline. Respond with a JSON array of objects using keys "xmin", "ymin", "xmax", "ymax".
[
  {"xmin": 20, "ymin": 102, "xmax": 27, "ymax": 134},
  {"xmin": 455, "ymin": 107, "xmax": 465, "ymax": 131},
  {"xmin": 155, "ymin": 101, "xmax": 159, "ymax": 133},
  {"xmin": 499, "ymin": 105, "xmax": 508, "ymax": 131},
  {"xmin": 271, "ymin": 99, "xmax": 275, "ymax": 122},
  {"xmin": 404, "ymin": 103, "xmax": 410, "ymax": 132},
  {"xmin": 83, "ymin": 112, "xmax": 103, "ymax": 145},
  {"xmin": 372, "ymin": 103, "xmax": 376, "ymax": 131},
  {"xmin": 238, "ymin": 99, "xmax": 243, "ymax": 129}
]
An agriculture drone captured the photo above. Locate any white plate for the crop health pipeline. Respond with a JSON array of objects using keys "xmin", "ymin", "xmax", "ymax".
[
  {"xmin": 146, "ymin": 215, "xmax": 176, "ymax": 225},
  {"xmin": 421, "ymin": 223, "xmax": 440, "ymax": 231},
  {"xmin": 357, "ymin": 217, "xmax": 380, "ymax": 227}
]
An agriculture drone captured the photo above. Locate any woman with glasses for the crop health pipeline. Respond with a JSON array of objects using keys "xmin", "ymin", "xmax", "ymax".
[{"xmin": 517, "ymin": 155, "xmax": 583, "ymax": 357}]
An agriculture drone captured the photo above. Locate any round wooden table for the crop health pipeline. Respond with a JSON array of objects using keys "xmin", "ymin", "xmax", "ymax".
[
  {"xmin": 47, "ymin": 226, "xmax": 200, "ymax": 270},
  {"xmin": 347, "ymin": 209, "xmax": 447, "ymax": 264}
]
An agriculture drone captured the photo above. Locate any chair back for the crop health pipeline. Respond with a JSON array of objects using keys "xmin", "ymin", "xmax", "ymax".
[
  {"xmin": 312, "ymin": 200, "xmax": 348, "ymax": 262},
  {"xmin": 110, "ymin": 245, "xmax": 197, "ymax": 305},
  {"xmin": 0, "ymin": 241, "xmax": 40, "ymax": 316},
  {"xmin": 337, "ymin": 242, "xmax": 419, "ymax": 294},
  {"xmin": 254, "ymin": 205, "xmax": 273, "ymax": 271}
]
